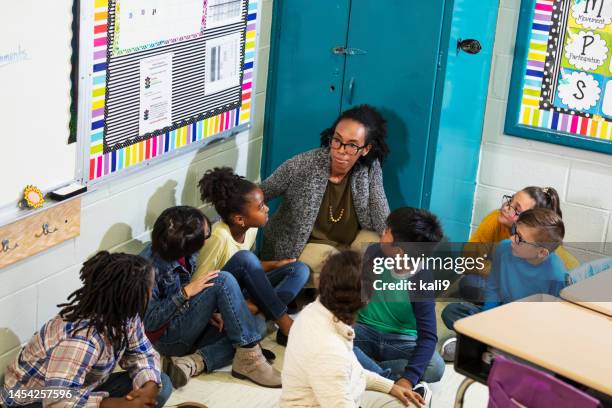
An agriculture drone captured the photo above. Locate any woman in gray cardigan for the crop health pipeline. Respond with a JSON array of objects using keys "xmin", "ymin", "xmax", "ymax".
[{"xmin": 260, "ymin": 105, "xmax": 391, "ymax": 282}]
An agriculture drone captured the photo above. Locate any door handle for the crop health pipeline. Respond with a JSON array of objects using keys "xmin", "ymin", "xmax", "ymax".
[
  {"xmin": 331, "ymin": 47, "xmax": 367, "ymax": 56},
  {"xmin": 456, "ymin": 38, "xmax": 482, "ymax": 55},
  {"xmin": 347, "ymin": 77, "xmax": 355, "ymax": 105}
]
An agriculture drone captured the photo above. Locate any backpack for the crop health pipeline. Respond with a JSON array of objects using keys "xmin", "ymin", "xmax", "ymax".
[{"xmin": 488, "ymin": 355, "xmax": 600, "ymax": 408}]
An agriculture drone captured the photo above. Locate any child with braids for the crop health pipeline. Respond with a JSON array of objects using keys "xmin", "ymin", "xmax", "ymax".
[
  {"xmin": 459, "ymin": 186, "xmax": 578, "ymax": 302},
  {"xmin": 1, "ymin": 252, "xmax": 172, "ymax": 408},
  {"xmin": 194, "ymin": 167, "xmax": 309, "ymax": 346},
  {"xmin": 141, "ymin": 206, "xmax": 281, "ymax": 389}
]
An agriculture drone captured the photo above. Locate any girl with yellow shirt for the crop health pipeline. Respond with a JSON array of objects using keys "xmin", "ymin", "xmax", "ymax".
[
  {"xmin": 193, "ymin": 167, "xmax": 309, "ymax": 345},
  {"xmin": 461, "ymin": 186, "xmax": 579, "ymax": 301}
]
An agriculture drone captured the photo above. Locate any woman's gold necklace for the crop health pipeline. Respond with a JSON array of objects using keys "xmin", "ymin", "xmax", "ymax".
[{"xmin": 329, "ymin": 206, "xmax": 344, "ymax": 223}]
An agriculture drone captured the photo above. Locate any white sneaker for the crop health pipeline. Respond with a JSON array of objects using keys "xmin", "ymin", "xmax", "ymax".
[
  {"xmin": 413, "ymin": 382, "xmax": 432, "ymax": 406},
  {"xmin": 441, "ymin": 337, "xmax": 457, "ymax": 362}
]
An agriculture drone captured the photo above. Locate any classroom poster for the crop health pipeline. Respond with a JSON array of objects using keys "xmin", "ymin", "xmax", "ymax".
[
  {"xmin": 112, "ymin": 0, "xmax": 206, "ymax": 56},
  {"xmin": 205, "ymin": 33, "xmax": 242, "ymax": 95},
  {"xmin": 101, "ymin": 0, "xmax": 249, "ymax": 153},
  {"xmin": 541, "ymin": 0, "xmax": 612, "ymax": 119},
  {"xmin": 205, "ymin": 0, "xmax": 244, "ymax": 29},
  {"xmin": 139, "ymin": 53, "xmax": 173, "ymax": 135},
  {"xmin": 517, "ymin": 0, "xmax": 612, "ymax": 142}
]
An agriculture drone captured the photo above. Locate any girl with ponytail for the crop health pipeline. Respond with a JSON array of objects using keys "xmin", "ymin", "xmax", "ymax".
[
  {"xmin": 459, "ymin": 186, "xmax": 578, "ymax": 302},
  {"xmin": 194, "ymin": 167, "xmax": 309, "ymax": 346}
]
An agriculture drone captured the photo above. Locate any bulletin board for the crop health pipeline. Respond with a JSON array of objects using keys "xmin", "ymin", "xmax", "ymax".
[
  {"xmin": 506, "ymin": 0, "xmax": 612, "ymax": 154},
  {"xmin": 82, "ymin": 0, "xmax": 259, "ymax": 182}
]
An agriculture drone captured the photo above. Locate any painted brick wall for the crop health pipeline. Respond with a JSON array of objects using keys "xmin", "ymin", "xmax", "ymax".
[
  {"xmin": 473, "ymin": 0, "xmax": 612, "ymax": 261},
  {"xmin": 0, "ymin": 0, "xmax": 273, "ymax": 362}
]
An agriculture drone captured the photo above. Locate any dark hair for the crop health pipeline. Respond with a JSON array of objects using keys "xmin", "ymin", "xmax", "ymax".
[
  {"xmin": 522, "ymin": 186, "xmax": 562, "ymax": 218},
  {"xmin": 517, "ymin": 208, "xmax": 565, "ymax": 251},
  {"xmin": 152, "ymin": 206, "xmax": 210, "ymax": 261},
  {"xmin": 198, "ymin": 167, "xmax": 257, "ymax": 225},
  {"xmin": 319, "ymin": 104, "xmax": 389, "ymax": 166},
  {"xmin": 386, "ymin": 207, "xmax": 444, "ymax": 243},
  {"xmin": 318, "ymin": 250, "xmax": 365, "ymax": 326},
  {"xmin": 58, "ymin": 251, "xmax": 154, "ymax": 351}
]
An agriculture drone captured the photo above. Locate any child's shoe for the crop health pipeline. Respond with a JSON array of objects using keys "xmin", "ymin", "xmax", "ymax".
[
  {"xmin": 231, "ymin": 344, "xmax": 282, "ymax": 388},
  {"xmin": 165, "ymin": 352, "xmax": 205, "ymax": 388},
  {"xmin": 441, "ymin": 337, "xmax": 457, "ymax": 362}
]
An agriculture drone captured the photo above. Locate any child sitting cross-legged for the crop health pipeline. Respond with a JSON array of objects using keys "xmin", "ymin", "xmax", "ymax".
[
  {"xmin": 354, "ymin": 207, "xmax": 446, "ymax": 404},
  {"xmin": 1, "ymin": 252, "xmax": 172, "ymax": 408},
  {"xmin": 194, "ymin": 167, "xmax": 309, "ymax": 345},
  {"xmin": 441, "ymin": 208, "xmax": 568, "ymax": 360},
  {"xmin": 140, "ymin": 206, "xmax": 281, "ymax": 389},
  {"xmin": 281, "ymin": 250, "xmax": 424, "ymax": 408}
]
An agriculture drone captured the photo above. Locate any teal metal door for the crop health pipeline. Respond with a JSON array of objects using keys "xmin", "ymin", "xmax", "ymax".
[
  {"xmin": 263, "ymin": 0, "xmax": 446, "ymax": 209},
  {"xmin": 261, "ymin": 1, "xmax": 350, "ymax": 178},
  {"xmin": 341, "ymin": 0, "xmax": 445, "ymax": 208},
  {"xmin": 262, "ymin": 0, "xmax": 498, "ymax": 240}
]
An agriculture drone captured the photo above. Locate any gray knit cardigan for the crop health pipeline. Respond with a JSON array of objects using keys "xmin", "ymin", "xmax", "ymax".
[{"xmin": 260, "ymin": 147, "xmax": 390, "ymax": 260}]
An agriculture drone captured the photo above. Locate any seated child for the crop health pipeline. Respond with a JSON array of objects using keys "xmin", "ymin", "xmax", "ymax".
[
  {"xmin": 141, "ymin": 206, "xmax": 281, "ymax": 389},
  {"xmin": 461, "ymin": 186, "xmax": 578, "ymax": 301},
  {"xmin": 354, "ymin": 207, "xmax": 445, "ymax": 399},
  {"xmin": 1, "ymin": 252, "xmax": 172, "ymax": 408},
  {"xmin": 442, "ymin": 208, "xmax": 567, "ymax": 358},
  {"xmin": 281, "ymin": 250, "xmax": 424, "ymax": 408},
  {"xmin": 194, "ymin": 167, "xmax": 309, "ymax": 345}
]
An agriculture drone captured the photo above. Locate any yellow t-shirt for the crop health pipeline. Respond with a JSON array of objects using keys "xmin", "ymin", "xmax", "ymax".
[
  {"xmin": 466, "ymin": 209, "xmax": 579, "ymax": 276},
  {"xmin": 192, "ymin": 221, "xmax": 258, "ymax": 280}
]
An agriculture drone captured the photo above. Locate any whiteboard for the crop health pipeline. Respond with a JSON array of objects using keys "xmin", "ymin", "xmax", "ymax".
[{"xmin": 0, "ymin": 0, "xmax": 75, "ymax": 206}]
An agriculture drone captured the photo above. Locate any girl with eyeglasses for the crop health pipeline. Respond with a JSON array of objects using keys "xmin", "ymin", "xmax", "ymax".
[{"xmin": 458, "ymin": 186, "xmax": 578, "ymax": 303}]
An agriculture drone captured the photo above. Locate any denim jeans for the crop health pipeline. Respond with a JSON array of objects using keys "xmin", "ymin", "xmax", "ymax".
[
  {"xmin": 222, "ymin": 250, "xmax": 309, "ymax": 320},
  {"xmin": 441, "ymin": 302, "xmax": 482, "ymax": 331},
  {"xmin": 154, "ymin": 271, "xmax": 265, "ymax": 371},
  {"xmin": 353, "ymin": 323, "xmax": 445, "ymax": 383},
  {"xmin": 459, "ymin": 274, "xmax": 487, "ymax": 303},
  {"xmin": 17, "ymin": 372, "xmax": 172, "ymax": 408}
]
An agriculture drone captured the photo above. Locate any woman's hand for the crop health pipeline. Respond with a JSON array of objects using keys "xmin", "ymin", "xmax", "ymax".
[
  {"xmin": 260, "ymin": 258, "xmax": 296, "ymax": 272},
  {"xmin": 183, "ymin": 271, "xmax": 219, "ymax": 299},
  {"xmin": 390, "ymin": 379, "xmax": 425, "ymax": 407}
]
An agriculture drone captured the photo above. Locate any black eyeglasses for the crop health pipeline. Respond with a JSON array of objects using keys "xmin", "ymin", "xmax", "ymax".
[
  {"xmin": 511, "ymin": 223, "xmax": 541, "ymax": 248},
  {"xmin": 502, "ymin": 195, "xmax": 522, "ymax": 218},
  {"xmin": 330, "ymin": 136, "xmax": 366, "ymax": 156}
]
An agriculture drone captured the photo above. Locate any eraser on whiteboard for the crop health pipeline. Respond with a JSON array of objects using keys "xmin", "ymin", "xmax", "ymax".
[{"xmin": 48, "ymin": 183, "xmax": 87, "ymax": 201}]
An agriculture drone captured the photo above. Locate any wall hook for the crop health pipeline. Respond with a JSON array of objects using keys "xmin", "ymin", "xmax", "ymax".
[
  {"xmin": 35, "ymin": 223, "xmax": 59, "ymax": 238},
  {"xmin": 1, "ymin": 239, "xmax": 18, "ymax": 253}
]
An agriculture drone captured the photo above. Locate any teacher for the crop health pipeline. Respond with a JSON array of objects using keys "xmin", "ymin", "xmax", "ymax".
[{"xmin": 260, "ymin": 105, "xmax": 391, "ymax": 283}]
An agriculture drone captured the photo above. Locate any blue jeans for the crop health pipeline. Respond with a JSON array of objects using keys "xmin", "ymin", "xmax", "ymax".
[
  {"xmin": 459, "ymin": 274, "xmax": 486, "ymax": 303},
  {"xmin": 353, "ymin": 323, "xmax": 445, "ymax": 383},
  {"xmin": 17, "ymin": 372, "xmax": 172, "ymax": 408},
  {"xmin": 222, "ymin": 250, "xmax": 309, "ymax": 320},
  {"xmin": 154, "ymin": 271, "xmax": 266, "ymax": 372},
  {"xmin": 441, "ymin": 302, "xmax": 482, "ymax": 331}
]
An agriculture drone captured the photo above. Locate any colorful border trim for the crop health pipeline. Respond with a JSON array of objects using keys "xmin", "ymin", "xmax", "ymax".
[
  {"xmin": 111, "ymin": 0, "xmax": 208, "ymax": 57},
  {"xmin": 88, "ymin": 0, "xmax": 257, "ymax": 181},
  {"xmin": 516, "ymin": 0, "xmax": 612, "ymax": 141}
]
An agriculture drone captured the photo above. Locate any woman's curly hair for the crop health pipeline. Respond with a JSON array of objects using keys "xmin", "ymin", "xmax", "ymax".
[{"xmin": 319, "ymin": 104, "xmax": 389, "ymax": 167}]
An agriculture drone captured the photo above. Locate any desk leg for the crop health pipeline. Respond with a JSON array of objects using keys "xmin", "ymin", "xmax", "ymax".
[{"xmin": 453, "ymin": 378, "xmax": 475, "ymax": 408}]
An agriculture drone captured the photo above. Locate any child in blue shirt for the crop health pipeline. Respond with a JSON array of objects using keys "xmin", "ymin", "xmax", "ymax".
[{"xmin": 441, "ymin": 208, "xmax": 567, "ymax": 359}]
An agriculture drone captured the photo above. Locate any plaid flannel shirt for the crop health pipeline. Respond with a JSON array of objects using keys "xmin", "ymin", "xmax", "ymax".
[{"xmin": 1, "ymin": 315, "xmax": 161, "ymax": 408}]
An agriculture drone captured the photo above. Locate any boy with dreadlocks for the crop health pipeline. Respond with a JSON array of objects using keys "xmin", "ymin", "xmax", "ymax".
[{"xmin": 1, "ymin": 252, "xmax": 172, "ymax": 408}]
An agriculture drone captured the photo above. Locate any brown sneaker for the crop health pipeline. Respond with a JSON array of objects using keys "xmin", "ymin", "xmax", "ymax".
[
  {"xmin": 164, "ymin": 353, "xmax": 205, "ymax": 388},
  {"xmin": 231, "ymin": 344, "xmax": 282, "ymax": 388}
]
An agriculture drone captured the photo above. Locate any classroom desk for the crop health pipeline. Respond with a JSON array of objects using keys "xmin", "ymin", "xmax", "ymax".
[
  {"xmin": 453, "ymin": 295, "xmax": 612, "ymax": 407},
  {"xmin": 561, "ymin": 269, "xmax": 612, "ymax": 317}
]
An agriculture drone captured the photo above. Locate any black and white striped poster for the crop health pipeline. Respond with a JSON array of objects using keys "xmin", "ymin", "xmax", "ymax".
[{"xmin": 103, "ymin": 0, "xmax": 247, "ymax": 153}]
